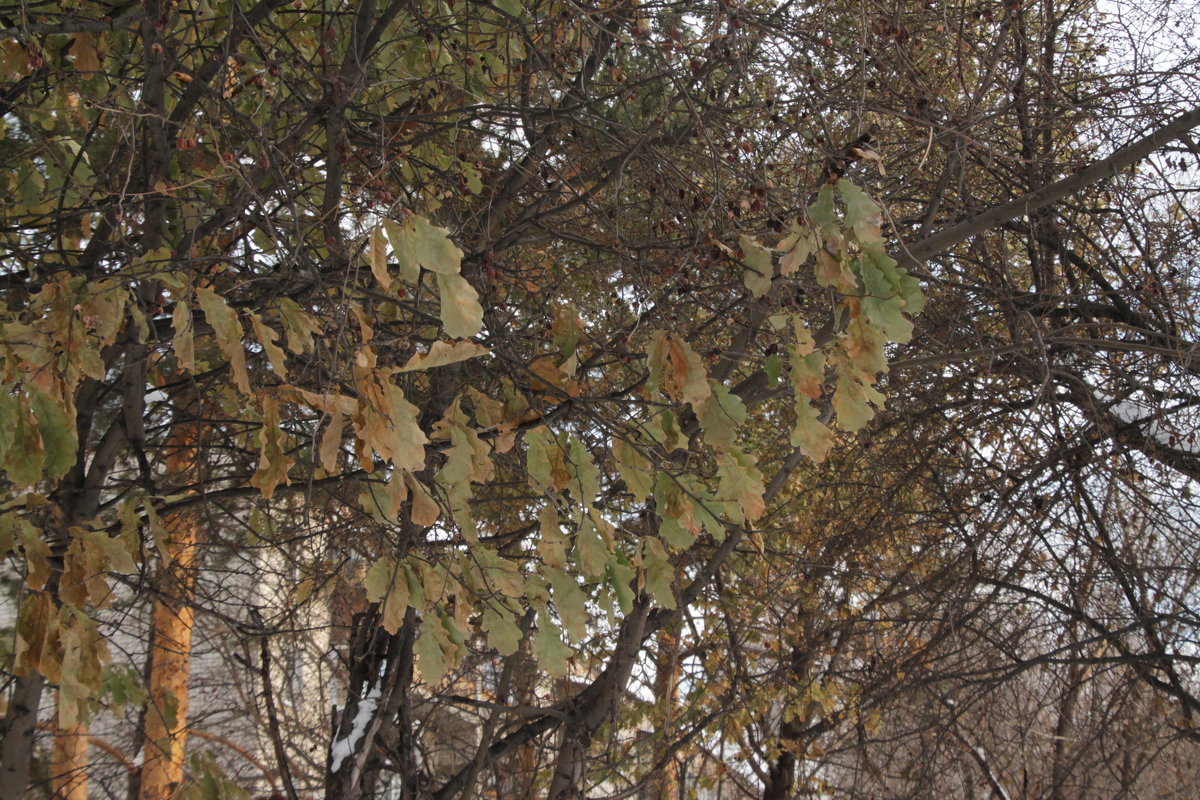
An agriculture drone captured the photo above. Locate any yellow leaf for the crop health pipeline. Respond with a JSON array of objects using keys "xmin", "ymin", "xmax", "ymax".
[
  {"xmin": 666, "ymin": 335, "xmax": 711, "ymax": 407},
  {"xmin": 528, "ymin": 355, "xmax": 581, "ymax": 398},
  {"xmin": 196, "ymin": 287, "xmax": 250, "ymax": 395},
  {"xmin": 15, "ymin": 518, "xmax": 51, "ymax": 591},
  {"xmin": 404, "ymin": 470, "xmax": 440, "ymax": 526},
  {"xmin": 353, "ymin": 380, "xmax": 428, "ymax": 473},
  {"xmin": 365, "ymin": 558, "xmax": 409, "ymax": 635},
  {"xmin": 251, "ymin": 396, "xmax": 292, "ymax": 499},
  {"xmin": 537, "ymin": 504, "xmax": 568, "ymax": 568},
  {"xmin": 172, "ymin": 301, "xmax": 194, "ymax": 373},
  {"xmin": 318, "ymin": 407, "xmax": 344, "ymax": 472},
  {"xmin": 248, "ymin": 312, "xmax": 288, "ymax": 378},
  {"xmin": 778, "ymin": 225, "xmax": 815, "ymax": 275},
  {"xmin": 790, "ymin": 350, "xmax": 825, "ymax": 400},
  {"xmin": 739, "ymin": 234, "xmax": 773, "ymax": 297},
  {"xmin": 792, "ymin": 397, "xmax": 834, "ymax": 463},
  {"xmin": 369, "ymin": 225, "xmax": 391, "ymax": 290},
  {"xmin": 14, "ymin": 592, "xmax": 56, "ymax": 677},
  {"xmin": 399, "ymin": 340, "xmax": 489, "ymax": 372},
  {"xmin": 73, "ymin": 33, "xmax": 102, "ymax": 73},
  {"xmin": 716, "ymin": 447, "xmax": 765, "ymax": 523}
]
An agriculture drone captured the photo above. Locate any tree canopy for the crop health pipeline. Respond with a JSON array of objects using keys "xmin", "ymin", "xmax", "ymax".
[{"xmin": 2, "ymin": 0, "xmax": 1200, "ymax": 798}]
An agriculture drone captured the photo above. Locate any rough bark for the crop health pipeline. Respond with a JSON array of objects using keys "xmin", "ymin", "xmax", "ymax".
[
  {"xmin": 648, "ymin": 618, "xmax": 682, "ymax": 799},
  {"xmin": 139, "ymin": 420, "xmax": 203, "ymax": 800},
  {"xmin": 545, "ymin": 600, "xmax": 651, "ymax": 800},
  {"xmin": 138, "ymin": 513, "xmax": 200, "ymax": 800},
  {"xmin": 0, "ymin": 672, "xmax": 47, "ymax": 799},
  {"xmin": 50, "ymin": 709, "xmax": 88, "ymax": 800}
]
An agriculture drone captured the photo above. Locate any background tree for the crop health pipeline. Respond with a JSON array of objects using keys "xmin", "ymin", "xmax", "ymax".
[{"xmin": 1, "ymin": 0, "xmax": 1199, "ymax": 799}]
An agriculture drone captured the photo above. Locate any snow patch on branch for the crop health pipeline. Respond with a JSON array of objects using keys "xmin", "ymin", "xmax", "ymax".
[{"xmin": 330, "ymin": 683, "xmax": 382, "ymax": 774}]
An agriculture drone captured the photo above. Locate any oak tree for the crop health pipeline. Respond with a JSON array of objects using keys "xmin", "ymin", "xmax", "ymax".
[{"xmin": 0, "ymin": 0, "xmax": 1198, "ymax": 798}]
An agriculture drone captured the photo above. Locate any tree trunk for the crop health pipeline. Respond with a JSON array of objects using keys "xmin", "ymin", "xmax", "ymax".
[
  {"xmin": 648, "ymin": 622, "xmax": 681, "ymax": 800},
  {"xmin": 138, "ymin": 512, "xmax": 200, "ymax": 800},
  {"xmin": 546, "ymin": 601, "xmax": 650, "ymax": 800},
  {"xmin": 139, "ymin": 421, "xmax": 202, "ymax": 800},
  {"xmin": 761, "ymin": 746, "xmax": 797, "ymax": 800},
  {"xmin": 50, "ymin": 701, "xmax": 88, "ymax": 800},
  {"xmin": 0, "ymin": 672, "xmax": 47, "ymax": 798}
]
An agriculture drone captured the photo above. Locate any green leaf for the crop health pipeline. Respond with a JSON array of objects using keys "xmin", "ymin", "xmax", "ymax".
[
  {"xmin": 526, "ymin": 426, "xmax": 565, "ymax": 494},
  {"xmin": 642, "ymin": 538, "xmax": 677, "ymax": 609},
  {"xmin": 28, "ymin": 386, "xmax": 77, "ymax": 479},
  {"xmin": 276, "ymin": 297, "xmax": 322, "ymax": 354},
  {"xmin": 568, "ymin": 436, "xmax": 600, "ymax": 506},
  {"xmin": 390, "ymin": 214, "xmax": 464, "ymax": 275},
  {"xmin": 698, "ymin": 381, "xmax": 747, "ymax": 451},
  {"xmin": 807, "ymin": 184, "xmax": 838, "ymax": 233},
  {"xmin": 612, "ymin": 436, "xmax": 653, "ymax": 503},
  {"xmin": 359, "ymin": 479, "xmax": 395, "ymax": 525},
  {"xmin": 547, "ymin": 566, "xmax": 589, "ymax": 642},
  {"xmin": 435, "ymin": 272, "xmax": 484, "ymax": 339},
  {"xmin": 764, "ymin": 352, "xmax": 783, "ymax": 387},
  {"xmin": 404, "ymin": 563, "xmax": 426, "ymax": 613},
  {"xmin": 837, "ymin": 178, "xmax": 882, "ymax": 234},
  {"xmin": 533, "ymin": 610, "xmax": 573, "ymax": 677},
  {"xmin": 857, "ymin": 252, "xmax": 914, "ymax": 343},
  {"xmin": 607, "ymin": 556, "xmax": 636, "ymax": 616},
  {"xmin": 575, "ymin": 514, "xmax": 611, "ymax": 581},
  {"xmin": 481, "ymin": 605, "xmax": 522, "ymax": 656},
  {"xmin": 644, "ymin": 408, "xmax": 685, "ymax": 452},
  {"xmin": 4, "ymin": 393, "xmax": 45, "ymax": 488},
  {"xmin": 415, "ymin": 616, "xmax": 448, "ymax": 685},
  {"xmin": 659, "ymin": 515, "xmax": 696, "ymax": 549}
]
